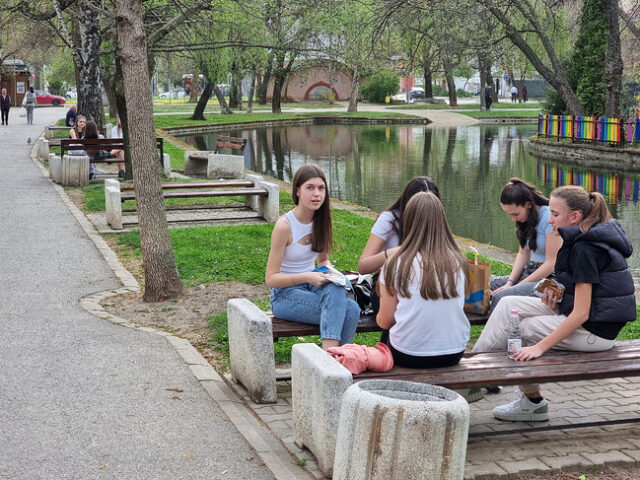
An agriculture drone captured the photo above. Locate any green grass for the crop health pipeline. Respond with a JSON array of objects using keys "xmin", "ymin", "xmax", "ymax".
[
  {"xmin": 152, "ymin": 101, "xmax": 340, "ymax": 113},
  {"xmin": 387, "ymin": 102, "xmax": 543, "ymax": 110}
]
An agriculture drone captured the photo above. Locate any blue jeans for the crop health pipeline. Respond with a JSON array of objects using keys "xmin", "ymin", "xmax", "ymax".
[{"xmin": 270, "ymin": 282, "xmax": 360, "ymax": 344}]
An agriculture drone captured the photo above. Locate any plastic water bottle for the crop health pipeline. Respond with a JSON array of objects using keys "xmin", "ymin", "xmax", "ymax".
[{"xmin": 507, "ymin": 309, "xmax": 522, "ymax": 359}]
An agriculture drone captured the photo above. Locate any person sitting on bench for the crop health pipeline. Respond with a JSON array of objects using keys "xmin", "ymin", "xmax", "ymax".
[
  {"xmin": 110, "ymin": 116, "xmax": 126, "ymax": 179},
  {"xmin": 377, "ymin": 192, "xmax": 470, "ymax": 369},
  {"xmin": 265, "ymin": 164, "xmax": 360, "ymax": 350},
  {"xmin": 84, "ymin": 120, "xmax": 110, "ymax": 180},
  {"xmin": 474, "ymin": 185, "xmax": 636, "ymax": 422},
  {"xmin": 358, "ymin": 176, "xmax": 441, "ymax": 315}
]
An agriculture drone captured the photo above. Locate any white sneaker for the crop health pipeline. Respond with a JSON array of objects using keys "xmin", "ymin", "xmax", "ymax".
[
  {"xmin": 94, "ymin": 167, "xmax": 105, "ymax": 174},
  {"xmin": 492, "ymin": 393, "xmax": 549, "ymax": 422}
]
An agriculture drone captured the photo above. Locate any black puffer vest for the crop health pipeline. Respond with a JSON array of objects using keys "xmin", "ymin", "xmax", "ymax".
[{"xmin": 555, "ymin": 221, "xmax": 636, "ymax": 339}]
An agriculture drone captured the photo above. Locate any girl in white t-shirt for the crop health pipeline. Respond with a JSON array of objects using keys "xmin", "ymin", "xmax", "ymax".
[
  {"xmin": 358, "ymin": 176, "xmax": 441, "ymax": 314},
  {"xmin": 377, "ymin": 192, "xmax": 470, "ymax": 368},
  {"xmin": 266, "ymin": 164, "xmax": 360, "ymax": 350}
]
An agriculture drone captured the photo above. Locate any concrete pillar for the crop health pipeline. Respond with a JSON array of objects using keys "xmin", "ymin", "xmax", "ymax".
[
  {"xmin": 207, "ymin": 153, "xmax": 243, "ymax": 178},
  {"xmin": 105, "ymin": 123, "xmax": 113, "ymax": 138},
  {"xmin": 184, "ymin": 150, "xmax": 210, "ymax": 176},
  {"xmin": 44, "ymin": 126, "xmax": 52, "ymax": 139},
  {"xmin": 39, "ymin": 139, "xmax": 49, "ymax": 159},
  {"xmin": 162, "ymin": 153, "xmax": 171, "ymax": 176},
  {"xmin": 333, "ymin": 380, "xmax": 470, "ymax": 480},
  {"xmin": 61, "ymin": 155, "xmax": 89, "ymax": 186},
  {"xmin": 105, "ymin": 181, "xmax": 123, "ymax": 230},
  {"xmin": 49, "ymin": 154, "xmax": 62, "ymax": 183},
  {"xmin": 227, "ymin": 299, "xmax": 277, "ymax": 404},
  {"xmin": 258, "ymin": 181, "xmax": 280, "ymax": 223},
  {"xmin": 244, "ymin": 174, "xmax": 263, "ymax": 212}
]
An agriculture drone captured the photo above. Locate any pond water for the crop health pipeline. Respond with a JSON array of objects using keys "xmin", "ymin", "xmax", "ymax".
[{"xmin": 181, "ymin": 124, "xmax": 640, "ymax": 279}]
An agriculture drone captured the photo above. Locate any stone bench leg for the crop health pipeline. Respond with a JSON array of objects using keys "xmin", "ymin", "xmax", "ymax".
[
  {"xmin": 292, "ymin": 343, "xmax": 353, "ymax": 477},
  {"xmin": 39, "ymin": 139, "xmax": 49, "ymax": 159},
  {"xmin": 184, "ymin": 150, "xmax": 211, "ymax": 176},
  {"xmin": 61, "ymin": 155, "xmax": 89, "ymax": 186},
  {"xmin": 244, "ymin": 174, "xmax": 279, "ymax": 223},
  {"xmin": 104, "ymin": 179, "xmax": 122, "ymax": 230},
  {"xmin": 207, "ymin": 153, "xmax": 243, "ymax": 178},
  {"xmin": 49, "ymin": 154, "xmax": 62, "ymax": 183},
  {"xmin": 162, "ymin": 153, "xmax": 171, "ymax": 176},
  {"xmin": 227, "ymin": 298, "xmax": 277, "ymax": 404}
]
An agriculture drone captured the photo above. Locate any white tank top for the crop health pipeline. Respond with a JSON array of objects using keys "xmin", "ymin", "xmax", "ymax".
[{"xmin": 280, "ymin": 211, "xmax": 317, "ymax": 274}]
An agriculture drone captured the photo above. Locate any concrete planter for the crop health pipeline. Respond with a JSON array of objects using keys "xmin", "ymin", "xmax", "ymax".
[{"xmin": 333, "ymin": 379, "xmax": 470, "ymax": 480}]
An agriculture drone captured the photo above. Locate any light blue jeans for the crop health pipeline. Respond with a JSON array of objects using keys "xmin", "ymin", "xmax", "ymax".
[{"xmin": 270, "ymin": 282, "xmax": 360, "ymax": 344}]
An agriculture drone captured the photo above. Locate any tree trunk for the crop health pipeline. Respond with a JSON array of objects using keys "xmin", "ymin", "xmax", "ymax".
[
  {"xmin": 258, "ymin": 53, "xmax": 274, "ymax": 105},
  {"xmin": 347, "ymin": 67, "xmax": 360, "ymax": 112},
  {"xmin": 247, "ymin": 66, "xmax": 256, "ymax": 113},
  {"xmin": 102, "ymin": 72, "xmax": 118, "ymax": 120},
  {"xmin": 272, "ymin": 73, "xmax": 283, "ymax": 114},
  {"xmin": 212, "ymin": 84, "xmax": 232, "ymax": 114},
  {"xmin": 115, "ymin": 0, "xmax": 183, "ymax": 302},
  {"xmin": 479, "ymin": 56, "xmax": 487, "ymax": 112},
  {"xmin": 229, "ymin": 65, "xmax": 239, "ymax": 108},
  {"xmin": 423, "ymin": 65, "xmax": 433, "ymax": 100},
  {"xmin": 236, "ymin": 73, "xmax": 243, "ymax": 110},
  {"xmin": 78, "ymin": 0, "xmax": 105, "ymax": 132},
  {"xmin": 190, "ymin": 80, "xmax": 214, "ymax": 120},
  {"xmin": 604, "ymin": 0, "xmax": 623, "ymax": 117},
  {"xmin": 113, "ymin": 55, "xmax": 132, "ymax": 180},
  {"xmin": 443, "ymin": 58, "xmax": 457, "ymax": 107}
]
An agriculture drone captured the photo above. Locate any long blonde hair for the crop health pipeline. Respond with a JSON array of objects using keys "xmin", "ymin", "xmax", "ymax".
[
  {"xmin": 551, "ymin": 185, "xmax": 611, "ymax": 232},
  {"xmin": 384, "ymin": 192, "xmax": 468, "ymax": 300}
]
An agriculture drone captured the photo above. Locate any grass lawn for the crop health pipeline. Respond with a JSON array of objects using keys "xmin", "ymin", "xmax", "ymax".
[
  {"xmin": 387, "ymin": 102, "xmax": 543, "ymax": 111},
  {"xmin": 152, "ymin": 101, "xmax": 341, "ymax": 113},
  {"xmin": 461, "ymin": 110, "xmax": 541, "ymax": 118}
]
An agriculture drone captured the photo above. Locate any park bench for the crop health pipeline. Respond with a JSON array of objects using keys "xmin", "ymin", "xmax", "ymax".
[
  {"xmin": 104, "ymin": 174, "xmax": 279, "ymax": 230},
  {"xmin": 291, "ymin": 339, "xmax": 640, "ymax": 476},
  {"xmin": 215, "ymin": 135, "xmax": 246, "ymax": 153},
  {"xmin": 226, "ymin": 298, "xmax": 489, "ymax": 404},
  {"xmin": 60, "ymin": 137, "xmax": 164, "ymax": 164}
]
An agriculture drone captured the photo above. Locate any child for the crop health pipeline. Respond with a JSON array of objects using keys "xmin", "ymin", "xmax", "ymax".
[
  {"xmin": 475, "ymin": 185, "xmax": 636, "ymax": 421},
  {"xmin": 377, "ymin": 191, "xmax": 470, "ymax": 368},
  {"xmin": 265, "ymin": 164, "xmax": 360, "ymax": 350}
]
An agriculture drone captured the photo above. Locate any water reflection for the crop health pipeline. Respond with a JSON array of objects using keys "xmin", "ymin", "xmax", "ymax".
[{"xmin": 181, "ymin": 124, "xmax": 640, "ymax": 276}]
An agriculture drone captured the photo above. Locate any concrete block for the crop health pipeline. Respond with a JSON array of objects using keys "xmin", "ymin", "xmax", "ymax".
[
  {"xmin": 49, "ymin": 154, "xmax": 62, "ymax": 183},
  {"xmin": 292, "ymin": 343, "xmax": 353, "ymax": 477},
  {"xmin": 162, "ymin": 153, "xmax": 171, "ymax": 176},
  {"xmin": 39, "ymin": 139, "xmax": 49, "ymax": 159},
  {"xmin": 44, "ymin": 126, "xmax": 52, "ymax": 139},
  {"xmin": 257, "ymin": 180, "xmax": 280, "ymax": 223},
  {"xmin": 184, "ymin": 150, "xmax": 211, "ymax": 176},
  {"xmin": 227, "ymin": 298, "xmax": 277, "ymax": 404},
  {"xmin": 105, "ymin": 123, "xmax": 113, "ymax": 138},
  {"xmin": 105, "ymin": 185, "xmax": 123, "ymax": 230},
  {"xmin": 244, "ymin": 174, "xmax": 263, "ymax": 212},
  {"xmin": 333, "ymin": 380, "xmax": 470, "ymax": 480},
  {"xmin": 61, "ymin": 155, "xmax": 89, "ymax": 186},
  {"xmin": 207, "ymin": 153, "xmax": 243, "ymax": 178}
]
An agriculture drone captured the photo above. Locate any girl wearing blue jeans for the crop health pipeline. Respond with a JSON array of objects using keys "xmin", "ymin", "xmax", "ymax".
[{"xmin": 266, "ymin": 164, "xmax": 360, "ymax": 350}]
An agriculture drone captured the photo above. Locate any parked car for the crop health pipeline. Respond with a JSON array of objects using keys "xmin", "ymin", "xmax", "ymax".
[
  {"xmin": 65, "ymin": 88, "xmax": 77, "ymax": 99},
  {"xmin": 35, "ymin": 90, "xmax": 66, "ymax": 106},
  {"xmin": 159, "ymin": 89, "xmax": 186, "ymax": 98},
  {"xmin": 410, "ymin": 87, "xmax": 426, "ymax": 100}
]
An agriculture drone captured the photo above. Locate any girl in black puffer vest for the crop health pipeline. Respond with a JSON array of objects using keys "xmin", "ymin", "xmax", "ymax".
[{"xmin": 473, "ymin": 185, "xmax": 636, "ymax": 422}]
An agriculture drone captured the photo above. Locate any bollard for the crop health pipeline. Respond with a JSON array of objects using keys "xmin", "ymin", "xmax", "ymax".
[{"xmin": 333, "ymin": 379, "xmax": 470, "ymax": 480}]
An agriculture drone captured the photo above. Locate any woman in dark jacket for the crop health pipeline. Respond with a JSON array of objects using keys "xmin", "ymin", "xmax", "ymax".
[
  {"xmin": 0, "ymin": 88, "xmax": 11, "ymax": 125},
  {"xmin": 473, "ymin": 185, "xmax": 636, "ymax": 422}
]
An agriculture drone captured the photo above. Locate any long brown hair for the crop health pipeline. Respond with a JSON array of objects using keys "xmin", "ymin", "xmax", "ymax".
[
  {"xmin": 384, "ymin": 192, "xmax": 468, "ymax": 300},
  {"xmin": 291, "ymin": 164, "xmax": 332, "ymax": 253},
  {"xmin": 551, "ymin": 185, "xmax": 611, "ymax": 232},
  {"xmin": 84, "ymin": 120, "xmax": 99, "ymax": 139},
  {"xmin": 500, "ymin": 177, "xmax": 549, "ymax": 251},
  {"xmin": 386, "ymin": 176, "xmax": 441, "ymax": 242}
]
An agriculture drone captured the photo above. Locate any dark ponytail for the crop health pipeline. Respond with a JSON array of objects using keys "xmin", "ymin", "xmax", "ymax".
[{"xmin": 500, "ymin": 178, "xmax": 549, "ymax": 251}]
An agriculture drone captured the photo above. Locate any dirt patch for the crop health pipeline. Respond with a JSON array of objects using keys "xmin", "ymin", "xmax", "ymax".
[
  {"xmin": 102, "ymin": 281, "xmax": 268, "ymax": 368},
  {"xmin": 517, "ymin": 465, "xmax": 640, "ymax": 479}
]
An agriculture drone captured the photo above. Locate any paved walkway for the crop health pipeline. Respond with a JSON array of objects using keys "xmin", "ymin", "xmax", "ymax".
[{"xmin": 0, "ymin": 107, "xmax": 281, "ymax": 479}]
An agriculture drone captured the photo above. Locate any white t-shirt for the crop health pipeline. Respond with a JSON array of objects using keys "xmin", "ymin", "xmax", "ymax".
[
  {"xmin": 380, "ymin": 255, "xmax": 469, "ymax": 357},
  {"xmin": 370, "ymin": 210, "xmax": 401, "ymax": 249}
]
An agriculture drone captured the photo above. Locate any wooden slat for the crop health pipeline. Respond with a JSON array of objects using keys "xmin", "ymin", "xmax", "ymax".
[
  {"xmin": 270, "ymin": 311, "xmax": 489, "ymax": 340},
  {"xmin": 120, "ymin": 180, "xmax": 254, "ymax": 191},
  {"xmin": 354, "ymin": 340, "xmax": 640, "ymax": 388},
  {"xmin": 121, "ymin": 187, "xmax": 268, "ymax": 202}
]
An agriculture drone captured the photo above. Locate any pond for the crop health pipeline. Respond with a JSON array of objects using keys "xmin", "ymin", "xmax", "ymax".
[{"xmin": 181, "ymin": 123, "xmax": 640, "ymax": 280}]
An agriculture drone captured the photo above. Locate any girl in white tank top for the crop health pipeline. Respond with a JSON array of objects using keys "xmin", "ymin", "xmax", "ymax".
[{"xmin": 265, "ymin": 164, "xmax": 359, "ymax": 350}]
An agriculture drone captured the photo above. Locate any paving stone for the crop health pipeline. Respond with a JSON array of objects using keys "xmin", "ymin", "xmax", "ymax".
[
  {"xmin": 463, "ymin": 462, "xmax": 508, "ymax": 479},
  {"xmin": 622, "ymin": 449, "xmax": 640, "ymax": 465},
  {"xmin": 496, "ymin": 458, "xmax": 551, "ymax": 476},
  {"xmin": 539, "ymin": 453, "xmax": 594, "ymax": 472},
  {"xmin": 573, "ymin": 397, "xmax": 619, "ymax": 407},
  {"xmin": 588, "ymin": 450, "xmax": 636, "ymax": 466}
]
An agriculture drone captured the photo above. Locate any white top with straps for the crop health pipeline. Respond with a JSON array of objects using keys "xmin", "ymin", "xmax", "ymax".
[{"xmin": 280, "ymin": 211, "xmax": 317, "ymax": 274}]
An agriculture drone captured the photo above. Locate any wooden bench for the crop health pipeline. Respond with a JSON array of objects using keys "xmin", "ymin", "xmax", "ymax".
[
  {"xmin": 215, "ymin": 135, "xmax": 246, "ymax": 153},
  {"xmin": 104, "ymin": 174, "xmax": 279, "ymax": 230},
  {"xmin": 60, "ymin": 137, "xmax": 164, "ymax": 164},
  {"xmin": 270, "ymin": 311, "xmax": 489, "ymax": 341},
  {"xmin": 292, "ymin": 339, "xmax": 640, "ymax": 476}
]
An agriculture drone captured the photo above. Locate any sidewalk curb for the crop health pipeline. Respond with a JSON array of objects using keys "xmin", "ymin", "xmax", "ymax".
[{"xmin": 28, "ymin": 140, "xmax": 311, "ymax": 480}]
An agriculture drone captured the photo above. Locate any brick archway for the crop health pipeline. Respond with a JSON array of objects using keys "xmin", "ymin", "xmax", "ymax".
[{"xmin": 304, "ymin": 82, "xmax": 340, "ymax": 101}]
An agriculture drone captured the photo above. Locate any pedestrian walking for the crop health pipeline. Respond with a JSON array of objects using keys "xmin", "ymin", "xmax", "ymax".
[
  {"xmin": 522, "ymin": 85, "xmax": 528, "ymax": 103},
  {"xmin": 23, "ymin": 87, "xmax": 37, "ymax": 125},
  {"xmin": 0, "ymin": 88, "xmax": 11, "ymax": 125},
  {"xmin": 510, "ymin": 85, "xmax": 518, "ymax": 103},
  {"xmin": 485, "ymin": 84, "xmax": 493, "ymax": 111}
]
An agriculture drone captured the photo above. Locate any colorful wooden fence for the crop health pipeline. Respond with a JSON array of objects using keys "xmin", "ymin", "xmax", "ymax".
[
  {"xmin": 538, "ymin": 160, "xmax": 640, "ymax": 205},
  {"xmin": 538, "ymin": 114, "xmax": 640, "ymax": 146}
]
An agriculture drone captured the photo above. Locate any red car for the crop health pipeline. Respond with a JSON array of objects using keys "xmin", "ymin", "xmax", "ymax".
[{"xmin": 34, "ymin": 90, "xmax": 66, "ymax": 106}]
